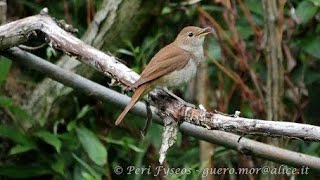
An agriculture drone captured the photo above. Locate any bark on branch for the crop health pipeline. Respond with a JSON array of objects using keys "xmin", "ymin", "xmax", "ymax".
[
  {"xmin": 0, "ymin": 10, "xmax": 138, "ymax": 86},
  {"xmin": 148, "ymin": 90, "xmax": 320, "ymax": 142}
]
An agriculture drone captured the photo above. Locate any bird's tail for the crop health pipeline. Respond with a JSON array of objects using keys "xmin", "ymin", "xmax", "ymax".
[{"xmin": 115, "ymin": 84, "xmax": 147, "ymax": 125}]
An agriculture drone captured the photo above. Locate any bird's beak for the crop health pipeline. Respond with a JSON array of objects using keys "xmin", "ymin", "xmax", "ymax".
[{"xmin": 197, "ymin": 27, "xmax": 212, "ymax": 37}]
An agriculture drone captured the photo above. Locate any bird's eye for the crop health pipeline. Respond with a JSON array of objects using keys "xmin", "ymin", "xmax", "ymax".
[{"xmin": 188, "ymin": 32, "xmax": 194, "ymax": 37}]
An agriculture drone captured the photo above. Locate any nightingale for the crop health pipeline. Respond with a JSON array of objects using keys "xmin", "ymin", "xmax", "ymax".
[{"xmin": 115, "ymin": 26, "xmax": 211, "ymax": 125}]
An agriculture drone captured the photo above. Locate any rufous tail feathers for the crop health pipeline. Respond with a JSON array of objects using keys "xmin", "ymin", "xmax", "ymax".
[{"xmin": 115, "ymin": 85, "xmax": 147, "ymax": 125}]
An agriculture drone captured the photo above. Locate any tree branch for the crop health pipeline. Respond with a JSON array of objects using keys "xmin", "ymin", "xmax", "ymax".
[
  {"xmin": 0, "ymin": 11, "xmax": 138, "ymax": 86},
  {"xmin": 3, "ymin": 47, "xmax": 320, "ymax": 170}
]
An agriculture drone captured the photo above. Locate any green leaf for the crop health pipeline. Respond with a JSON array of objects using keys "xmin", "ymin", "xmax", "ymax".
[
  {"xmin": 75, "ymin": 105, "xmax": 91, "ymax": 120},
  {"xmin": 51, "ymin": 157, "xmax": 65, "ymax": 175},
  {"xmin": 237, "ymin": 26, "xmax": 253, "ymax": 39},
  {"xmin": 58, "ymin": 132, "xmax": 79, "ymax": 149},
  {"xmin": 309, "ymin": 0, "xmax": 320, "ymax": 7},
  {"xmin": 73, "ymin": 165, "xmax": 84, "ymax": 180},
  {"xmin": 296, "ymin": 1, "xmax": 318, "ymax": 23},
  {"xmin": 0, "ymin": 125, "xmax": 35, "ymax": 147},
  {"xmin": 9, "ymin": 144, "xmax": 34, "ymax": 155},
  {"xmin": 103, "ymin": 137, "xmax": 143, "ymax": 153},
  {"xmin": 0, "ymin": 96, "xmax": 34, "ymax": 123},
  {"xmin": 82, "ymin": 172, "xmax": 96, "ymax": 180},
  {"xmin": 305, "ymin": 71, "xmax": 320, "ymax": 84},
  {"xmin": 245, "ymin": 0, "xmax": 263, "ymax": 15},
  {"xmin": 67, "ymin": 106, "xmax": 91, "ymax": 131},
  {"xmin": 0, "ymin": 57, "xmax": 12, "ymax": 84},
  {"xmin": 76, "ymin": 127, "xmax": 107, "ymax": 166},
  {"xmin": 161, "ymin": 6, "xmax": 172, "ymax": 14},
  {"xmin": 241, "ymin": 103, "xmax": 254, "ymax": 118},
  {"xmin": 0, "ymin": 165, "xmax": 51, "ymax": 178},
  {"xmin": 117, "ymin": 48, "xmax": 134, "ymax": 56},
  {"xmin": 9, "ymin": 106, "xmax": 34, "ymax": 122},
  {"xmin": 67, "ymin": 120, "xmax": 77, "ymax": 131},
  {"xmin": 301, "ymin": 37, "xmax": 320, "ymax": 59},
  {"xmin": 72, "ymin": 153, "xmax": 102, "ymax": 180},
  {"xmin": 35, "ymin": 131, "xmax": 62, "ymax": 153},
  {"xmin": 46, "ymin": 46, "xmax": 57, "ymax": 60}
]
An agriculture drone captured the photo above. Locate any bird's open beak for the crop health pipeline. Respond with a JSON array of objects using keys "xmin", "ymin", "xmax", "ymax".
[{"xmin": 197, "ymin": 27, "xmax": 212, "ymax": 37}]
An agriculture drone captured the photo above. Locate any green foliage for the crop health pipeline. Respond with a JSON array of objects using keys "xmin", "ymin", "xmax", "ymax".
[
  {"xmin": 118, "ymin": 33, "xmax": 163, "ymax": 72},
  {"xmin": 0, "ymin": 165, "xmax": 51, "ymax": 178},
  {"xmin": 0, "ymin": 125, "xmax": 36, "ymax": 150},
  {"xmin": 76, "ymin": 127, "xmax": 107, "ymax": 166},
  {"xmin": 35, "ymin": 130, "xmax": 62, "ymax": 153},
  {"xmin": 72, "ymin": 154, "xmax": 102, "ymax": 180},
  {"xmin": 0, "ymin": 95, "xmax": 35, "ymax": 127},
  {"xmin": 0, "ymin": 102, "xmax": 109, "ymax": 179},
  {"xmin": 103, "ymin": 136, "xmax": 144, "ymax": 153},
  {"xmin": 296, "ymin": 1, "xmax": 319, "ymax": 24},
  {"xmin": 300, "ymin": 37, "xmax": 320, "ymax": 59}
]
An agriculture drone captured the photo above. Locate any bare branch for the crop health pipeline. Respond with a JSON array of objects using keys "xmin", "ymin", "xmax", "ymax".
[
  {"xmin": 149, "ymin": 90, "xmax": 320, "ymax": 141},
  {"xmin": 0, "ymin": 12, "xmax": 139, "ymax": 86}
]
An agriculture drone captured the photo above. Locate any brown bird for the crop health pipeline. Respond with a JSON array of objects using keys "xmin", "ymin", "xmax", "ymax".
[{"xmin": 115, "ymin": 26, "xmax": 211, "ymax": 125}]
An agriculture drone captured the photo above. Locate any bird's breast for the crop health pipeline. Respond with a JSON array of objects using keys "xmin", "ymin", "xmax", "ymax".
[{"xmin": 157, "ymin": 58, "xmax": 197, "ymax": 88}]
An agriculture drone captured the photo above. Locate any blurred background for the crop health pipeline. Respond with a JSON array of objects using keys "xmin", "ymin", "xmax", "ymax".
[{"xmin": 0, "ymin": 0, "xmax": 320, "ymax": 179}]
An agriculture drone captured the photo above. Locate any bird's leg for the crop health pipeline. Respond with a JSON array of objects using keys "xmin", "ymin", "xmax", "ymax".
[
  {"xmin": 123, "ymin": 85, "xmax": 134, "ymax": 95},
  {"xmin": 162, "ymin": 88, "xmax": 195, "ymax": 108},
  {"xmin": 141, "ymin": 97, "xmax": 153, "ymax": 137}
]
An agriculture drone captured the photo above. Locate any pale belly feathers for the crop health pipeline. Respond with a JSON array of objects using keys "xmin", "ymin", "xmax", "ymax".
[{"xmin": 156, "ymin": 59, "xmax": 197, "ymax": 88}]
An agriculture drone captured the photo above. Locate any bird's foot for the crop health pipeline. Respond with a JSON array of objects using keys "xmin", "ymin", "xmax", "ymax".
[{"xmin": 141, "ymin": 100, "xmax": 153, "ymax": 137}]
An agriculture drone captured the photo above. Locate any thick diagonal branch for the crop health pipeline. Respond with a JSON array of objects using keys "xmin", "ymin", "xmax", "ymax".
[{"xmin": 0, "ymin": 12, "xmax": 138, "ymax": 86}]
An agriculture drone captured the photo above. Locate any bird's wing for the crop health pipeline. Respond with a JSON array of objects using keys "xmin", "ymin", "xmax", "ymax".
[{"xmin": 132, "ymin": 44, "xmax": 192, "ymax": 88}]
